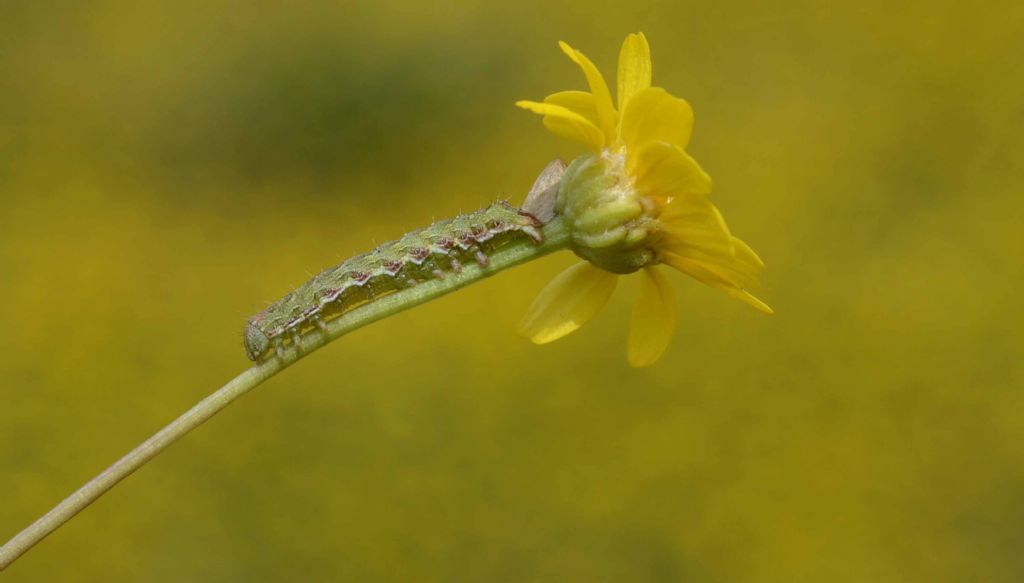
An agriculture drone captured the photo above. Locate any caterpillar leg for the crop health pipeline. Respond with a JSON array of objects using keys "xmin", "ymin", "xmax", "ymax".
[
  {"xmin": 273, "ymin": 338, "xmax": 286, "ymax": 359},
  {"xmin": 474, "ymin": 249, "xmax": 490, "ymax": 267},
  {"xmin": 313, "ymin": 315, "xmax": 328, "ymax": 333}
]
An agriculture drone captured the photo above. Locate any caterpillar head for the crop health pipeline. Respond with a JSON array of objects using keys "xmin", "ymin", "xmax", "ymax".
[{"xmin": 243, "ymin": 320, "xmax": 271, "ymax": 361}]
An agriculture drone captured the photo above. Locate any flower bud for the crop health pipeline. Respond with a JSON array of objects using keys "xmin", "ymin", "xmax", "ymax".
[{"xmin": 558, "ymin": 151, "xmax": 656, "ymax": 274}]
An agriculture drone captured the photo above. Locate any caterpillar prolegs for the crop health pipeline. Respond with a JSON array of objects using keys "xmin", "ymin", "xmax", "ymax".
[{"xmin": 243, "ymin": 201, "xmax": 545, "ymax": 361}]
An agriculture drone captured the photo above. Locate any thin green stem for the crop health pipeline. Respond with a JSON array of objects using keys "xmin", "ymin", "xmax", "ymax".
[{"xmin": 0, "ymin": 218, "xmax": 570, "ymax": 571}]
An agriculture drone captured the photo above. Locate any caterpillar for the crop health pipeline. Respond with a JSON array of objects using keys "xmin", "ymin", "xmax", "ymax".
[{"xmin": 243, "ymin": 201, "xmax": 544, "ymax": 361}]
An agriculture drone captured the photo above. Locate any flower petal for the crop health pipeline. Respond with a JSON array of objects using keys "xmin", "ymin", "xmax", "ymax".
[
  {"xmin": 518, "ymin": 262, "xmax": 618, "ymax": 344},
  {"xmin": 664, "ymin": 231, "xmax": 765, "ymax": 290},
  {"xmin": 516, "ymin": 100, "xmax": 605, "ymax": 152},
  {"xmin": 620, "ymin": 87, "xmax": 693, "ymax": 152},
  {"xmin": 632, "ymin": 141, "xmax": 712, "ymax": 199},
  {"xmin": 544, "ymin": 90, "xmax": 600, "ymax": 126},
  {"xmin": 617, "ymin": 32, "xmax": 652, "ymax": 112},
  {"xmin": 658, "ymin": 199, "xmax": 734, "ymax": 257},
  {"xmin": 664, "ymin": 245, "xmax": 758, "ymax": 289},
  {"xmin": 662, "ymin": 251, "xmax": 773, "ymax": 314},
  {"xmin": 628, "ymin": 267, "xmax": 677, "ymax": 367},
  {"xmin": 732, "ymin": 236, "xmax": 766, "ymax": 270},
  {"xmin": 559, "ymin": 41, "xmax": 617, "ymax": 142}
]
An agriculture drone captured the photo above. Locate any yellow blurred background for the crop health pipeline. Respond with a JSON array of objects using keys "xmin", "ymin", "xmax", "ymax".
[{"xmin": 2, "ymin": 1, "xmax": 1022, "ymax": 581}]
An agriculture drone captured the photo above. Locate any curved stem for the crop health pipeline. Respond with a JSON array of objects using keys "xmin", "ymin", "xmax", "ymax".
[{"xmin": 0, "ymin": 219, "xmax": 570, "ymax": 571}]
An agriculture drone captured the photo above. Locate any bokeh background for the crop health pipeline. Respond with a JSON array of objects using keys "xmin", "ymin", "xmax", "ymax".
[{"xmin": 2, "ymin": 1, "xmax": 1022, "ymax": 581}]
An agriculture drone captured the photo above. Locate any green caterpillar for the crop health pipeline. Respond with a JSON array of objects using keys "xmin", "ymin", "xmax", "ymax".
[{"xmin": 244, "ymin": 201, "xmax": 544, "ymax": 361}]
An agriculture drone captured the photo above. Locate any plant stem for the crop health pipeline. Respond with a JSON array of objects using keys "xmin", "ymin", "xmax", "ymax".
[{"xmin": 0, "ymin": 218, "xmax": 570, "ymax": 571}]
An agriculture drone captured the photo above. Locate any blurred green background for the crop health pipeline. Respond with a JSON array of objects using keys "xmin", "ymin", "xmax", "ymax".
[{"xmin": 1, "ymin": 1, "xmax": 1022, "ymax": 581}]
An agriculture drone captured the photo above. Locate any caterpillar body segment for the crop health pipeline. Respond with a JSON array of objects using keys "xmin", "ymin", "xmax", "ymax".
[{"xmin": 244, "ymin": 201, "xmax": 543, "ymax": 361}]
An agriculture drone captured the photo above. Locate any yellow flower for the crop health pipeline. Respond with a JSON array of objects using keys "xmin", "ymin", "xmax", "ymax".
[{"xmin": 516, "ymin": 33, "xmax": 772, "ymax": 367}]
